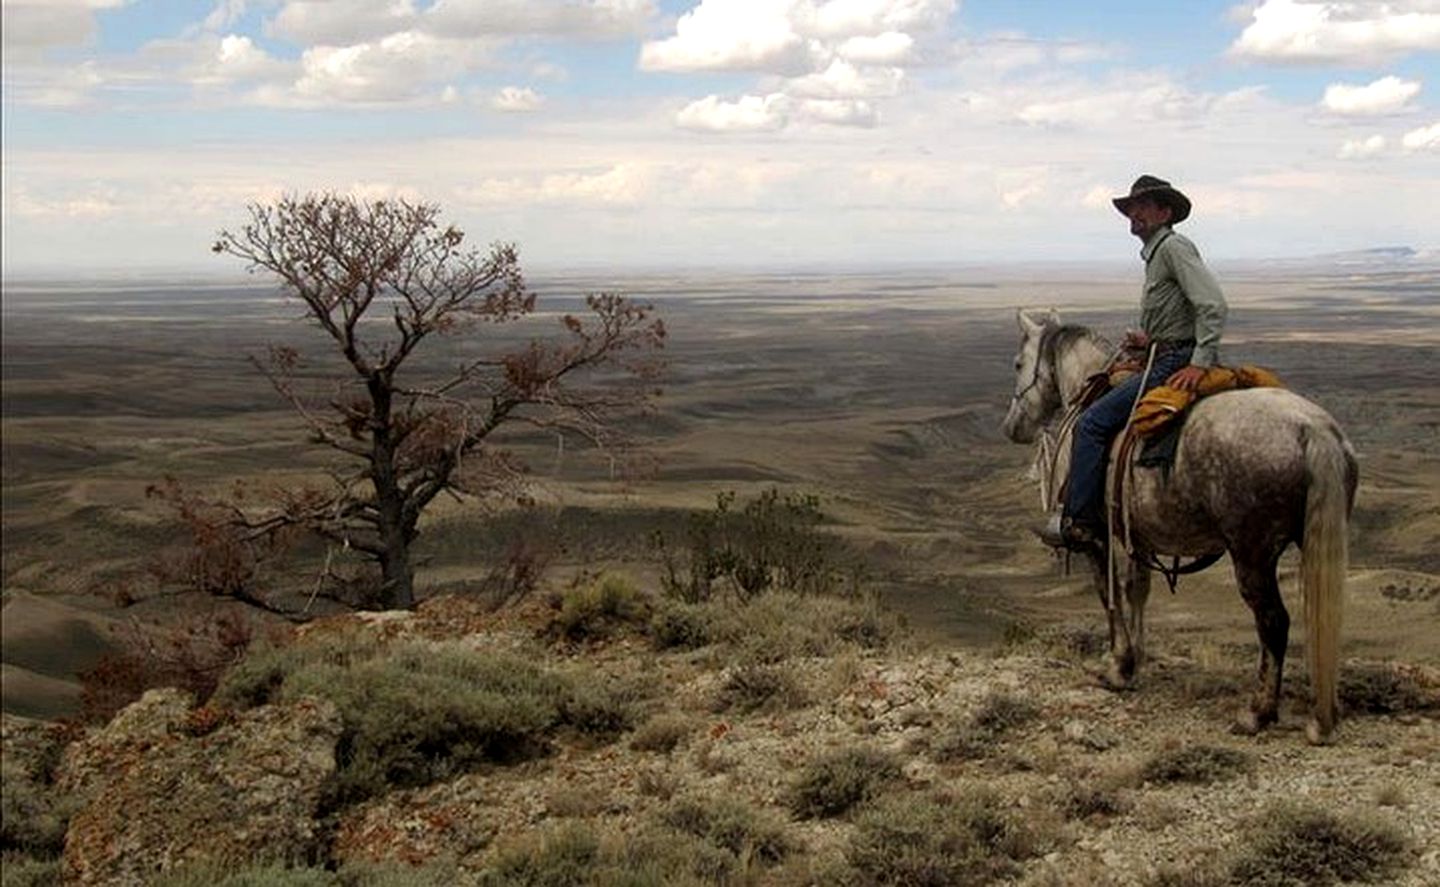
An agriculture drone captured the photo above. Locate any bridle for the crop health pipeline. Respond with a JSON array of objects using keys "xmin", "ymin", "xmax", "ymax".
[{"xmin": 1009, "ymin": 327, "xmax": 1057, "ymax": 424}]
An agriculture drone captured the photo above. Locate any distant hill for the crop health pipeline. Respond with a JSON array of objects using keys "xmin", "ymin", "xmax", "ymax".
[
  {"xmin": 1228, "ymin": 245, "xmax": 1440, "ymax": 274},
  {"xmin": 1314, "ymin": 246, "xmax": 1417, "ymax": 265}
]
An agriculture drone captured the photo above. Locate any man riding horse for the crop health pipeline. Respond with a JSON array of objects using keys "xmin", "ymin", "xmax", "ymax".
[
  {"xmin": 1039, "ymin": 175, "xmax": 1228, "ymax": 551},
  {"xmin": 1004, "ymin": 178, "xmax": 1355, "ymax": 744}
]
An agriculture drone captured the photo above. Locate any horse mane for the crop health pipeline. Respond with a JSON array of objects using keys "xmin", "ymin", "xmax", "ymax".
[{"xmin": 1039, "ymin": 324, "xmax": 1109, "ymax": 369}]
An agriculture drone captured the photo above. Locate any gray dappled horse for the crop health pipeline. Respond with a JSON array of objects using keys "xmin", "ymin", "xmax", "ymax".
[{"xmin": 1001, "ymin": 308, "xmax": 1356, "ymax": 744}]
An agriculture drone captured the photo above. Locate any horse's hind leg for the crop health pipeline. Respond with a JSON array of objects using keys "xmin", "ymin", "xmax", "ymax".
[
  {"xmin": 1232, "ymin": 552, "xmax": 1289, "ymax": 735},
  {"xmin": 1126, "ymin": 558, "xmax": 1153, "ymax": 671}
]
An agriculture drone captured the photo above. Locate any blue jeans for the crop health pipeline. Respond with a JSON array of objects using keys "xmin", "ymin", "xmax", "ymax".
[{"xmin": 1064, "ymin": 347, "xmax": 1193, "ymax": 527}]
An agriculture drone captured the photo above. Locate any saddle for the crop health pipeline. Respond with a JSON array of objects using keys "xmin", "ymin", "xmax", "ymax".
[
  {"xmin": 1109, "ymin": 364, "xmax": 1285, "ymax": 572},
  {"xmin": 1130, "ymin": 365, "xmax": 1284, "ymax": 438}
]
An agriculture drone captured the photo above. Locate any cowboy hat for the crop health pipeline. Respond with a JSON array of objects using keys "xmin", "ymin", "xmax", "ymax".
[{"xmin": 1112, "ymin": 175, "xmax": 1191, "ymax": 224}]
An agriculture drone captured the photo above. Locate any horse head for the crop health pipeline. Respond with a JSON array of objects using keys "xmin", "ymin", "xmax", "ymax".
[{"xmin": 1001, "ymin": 307, "xmax": 1063, "ymax": 443}]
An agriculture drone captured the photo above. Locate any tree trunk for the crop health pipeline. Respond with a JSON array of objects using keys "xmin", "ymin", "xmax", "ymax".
[
  {"xmin": 368, "ymin": 374, "xmax": 415, "ymax": 610},
  {"xmin": 378, "ymin": 528, "xmax": 414, "ymax": 610}
]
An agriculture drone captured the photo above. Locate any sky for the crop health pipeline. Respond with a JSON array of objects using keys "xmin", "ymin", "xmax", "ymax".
[{"xmin": 2, "ymin": 0, "xmax": 1437, "ymax": 274}]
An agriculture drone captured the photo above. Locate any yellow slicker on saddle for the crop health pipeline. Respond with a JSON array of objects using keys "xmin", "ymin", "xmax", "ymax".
[{"xmin": 1131, "ymin": 365, "xmax": 1284, "ymax": 437}]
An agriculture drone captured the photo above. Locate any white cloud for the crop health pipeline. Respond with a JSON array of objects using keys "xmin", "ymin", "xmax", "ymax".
[
  {"xmin": 7, "ymin": 186, "xmax": 120, "ymax": 219},
  {"xmin": 203, "ymin": 0, "xmax": 249, "ymax": 32},
  {"xmin": 647, "ymin": 0, "xmax": 954, "ymax": 132},
  {"xmin": 1081, "ymin": 184, "xmax": 1113, "ymax": 210},
  {"xmin": 809, "ymin": 0, "xmax": 955, "ymax": 39},
  {"xmin": 639, "ymin": 0, "xmax": 813, "ymax": 74},
  {"xmin": 423, "ymin": 0, "xmax": 654, "ymax": 38},
  {"xmin": 786, "ymin": 59, "xmax": 902, "ymax": 99},
  {"xmin": 1321, "ymin": 76, "xmax": 1421, "ymax": 115},
  {"xmin": 1230, "ymin": 0, "xmax": 1440, "ymax": 64},
  {"xmin": 1016, "ymin": 77, "xmax": 1221, "ymax": 128},
  {"xmin": 1338, "ymin": 134, "xmax": 1387, "ymax": 158},
  {"xmin": 949, "ymin": 36, "xmax": 1111, "ymax": 79},
  {"xmin": 0, "ymin": 0, "xmax": 130, "ymax": 55},
  {"xmin": 796, "ymin": 97, "xmax": 877, "ymax": 126},
  {"xmin": 267, "ymin": 0, "xmax": 418, "ymax": 45},
  {"xmin": 199, "ymin": 34, "xmax": 290, "ymax": 84},
  {"xmin": 346, "ymin": 181, "xmax": 424, "ymax": 203},
  {"xmin": 2, "ymin": 59, "xmax": 107, "ymax": 106},
  {"xmin": 834, "ymin": 31, "xmax": 914, "ymax": 64},
  {"xmin": 641, "ymin": 0, "xmax": 953, "ymax": 73},
  {"xmin": 1402, "ymin": 121, "xmax": 1440, "ymax": 151},
  {"xmin": 997, "ymin": 168, "xmax": 1047, "ymax": 209},
  {"xmin": 491, "ymin": 85, "xmax": 543, "ymax": 112},
  {"xmin": 288, "ymin": 31, "xmax": 483, "ymax": 105},
  {"xmin": 461, "ymin": 163, "xmax": 651, "ymax": 206},
  {"xmin": 675, "ymin": 93, "xmax": 792, "ymax": 131}
]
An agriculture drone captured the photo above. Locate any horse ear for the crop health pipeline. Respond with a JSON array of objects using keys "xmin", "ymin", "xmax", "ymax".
[
  {"xmin": 1017, "ymin": 308, "xmax": 1041, "ymax": 334},
  {"xmin": 1045, "ymin": 307, "xmax": 1061, "ymax": 328}
]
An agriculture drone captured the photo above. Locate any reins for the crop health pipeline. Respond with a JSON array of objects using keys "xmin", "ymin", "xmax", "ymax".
[
  {"xmin": 1028, "ymin": 332, "xmax": 1222, "ymax": 615},
  {"xmin": 1109, "ymin": 342, "xmax": 1158, "ymax": 614}
]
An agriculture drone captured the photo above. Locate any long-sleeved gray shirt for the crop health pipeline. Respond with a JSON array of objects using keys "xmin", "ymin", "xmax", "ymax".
[{"xmin": 1139, "ymin": 226, "xmax": 1227, "ymax": 367}]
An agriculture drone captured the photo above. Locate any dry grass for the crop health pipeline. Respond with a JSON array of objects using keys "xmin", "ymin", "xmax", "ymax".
[
  {"xmin": 714, "ymin": 663, "xmax": 809, "ymax": 714},
  {"xmin": 1226, "ymin": 803, "xmax": 1411, "ymax": 886},
  {"xmin": 629, "ymin": 712, "xmax": 696, "ymax": 754},
  {"xmin": 845, "ymin": 789, "xmax": 1044, "ymax": 886},
  {"xmin": 1339, "ymin": 662, "xmax": 1436, "ymax": 715},
  {"xmin": 1059, "ymin": 783, "xmax": 1130, "ymax": 821},
  {"xmin": 659, "ymin": 794, "xmax": 793, "ymax": 866},
  {"xmin": 1138, "ymin": 743, "xmax": 1251, "ymax": 786},
  {"xmin": 786, "ymin": 746, "xmax": 904, "ymax": 819},
  {"xmin": 931, "ymin": 690, "xmax": 1041, "ymax": 763}
]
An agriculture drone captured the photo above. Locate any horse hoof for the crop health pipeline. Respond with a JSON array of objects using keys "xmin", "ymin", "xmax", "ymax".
[
  {"xmin": 1306, "ymin": 718, "xmax": 1335, "ymax": 746},
  {"xmin": 1231, "ymin": 709, "xmax": 1274, "ymax": 736},
  {"xmin": 1231, "ymin": 711, "xmax": 1261, "ymax": 736},
  {"xmin": 1096, "ymin": 664, "xmax": 1133, "ymax": 692}
]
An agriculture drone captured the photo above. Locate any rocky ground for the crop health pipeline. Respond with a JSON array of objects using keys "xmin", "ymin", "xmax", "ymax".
[{"xmin": 3, "ymin": 587, "xmax": 1438, "ymax": 887}]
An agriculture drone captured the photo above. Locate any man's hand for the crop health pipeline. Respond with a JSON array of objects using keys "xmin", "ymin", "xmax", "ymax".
[
  {"xmin": 1166, "ymin": 365, "xmax": 1206, "ymax": 392},
  {"xmin": 1123, "ymin": 328, "xmax": 1150, "ymax": 350}
]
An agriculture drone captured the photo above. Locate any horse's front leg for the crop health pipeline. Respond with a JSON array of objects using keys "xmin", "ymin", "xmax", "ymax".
[{"xmin": 1088, "ymin": 548, "xmax": 1138, "ymax": 690}]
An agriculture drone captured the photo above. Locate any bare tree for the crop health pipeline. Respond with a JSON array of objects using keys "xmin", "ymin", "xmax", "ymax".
[{"xmin": 208, "ymin": 193, "xmax": 664, "ymax": 610}]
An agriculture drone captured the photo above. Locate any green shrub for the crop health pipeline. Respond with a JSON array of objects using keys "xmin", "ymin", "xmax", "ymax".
[
  {"xmin": 1060, "ymin": 784, "xmax": 1129, "ymax": 821},
  {"xmin": 787, "ymin": 747, "xmax": 903, "ymax": 819},
  {"xmin": 649, "ymin": 604, "xmax": 714, "ymax": 651},
  {"xmin": 653, "ymin": 489, "xmax": 863, "ymax": 602},
  {"xmin": 932, "ymin": 691, "xmax": 1040, "ymax": 763},
  {"xmin": 0, "ymin": 855, "xmax": 61, "ymax": 887},
  {"xmin": 154, "ymin": 861, "xmax": 459, "ymax": 887},
  {"xmin": 1147, "ymin": 864, "xmax": 1225, "ymax": 886},
  {"xmin": 715, "ymin": 664, "xmax": 808, "ymax": 714},
  {"xmin": 1139, "ymin": 744, "xmax": 1250, "ymax": 786},
  {"xmin": 846, "ymin": 790, "xmax": 1041, "ymax": 886},
  {"xmin": 478, "ymin": 822, "xmax": 727, "ymax": 887},
  {"xmin": 1228, "ymin": 804, "xmax": 1410, "ymax": 886},
  {"xmin": 650, "ymin": 592, "xmax": 898, "ymax": 665},
  {"xmin": 660, "ymin": 794, "xmax": 792, "ymax": 865},
  {"xmin": 213, "ymin": 636, "xmax": 632, "ymax": 807},
  {"xmin": 1339, "ymin": 663, "xmax": 1436, "ymax": 714},
  {"xmin": 548, "ymin": 574, "xmax": 653, "ymax": 642},
  {"xmin": 0, "ymin": 760, "xmax": 71, "ymax": 859},
  {"xmin": 630, "ymin": 713, "xmax": 695, "ymax": 753}
]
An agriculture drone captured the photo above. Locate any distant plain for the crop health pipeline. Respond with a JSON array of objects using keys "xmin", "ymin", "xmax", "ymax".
[{"xmin": 3, "ymin": 264, "xmax": 1437, "ymax": 718}]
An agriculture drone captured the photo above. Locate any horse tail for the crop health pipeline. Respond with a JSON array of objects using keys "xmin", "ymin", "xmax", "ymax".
[{"xmin": 1301, "ymin": 424, "xmax": 1353, "ymax": 744}]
